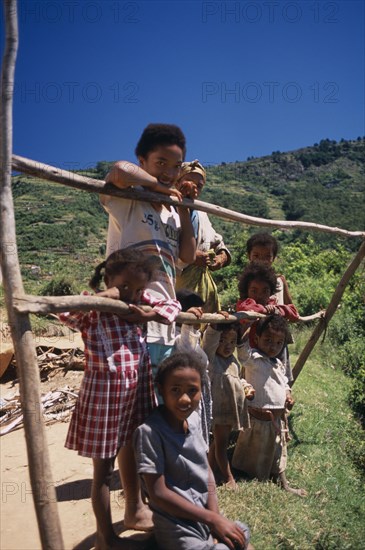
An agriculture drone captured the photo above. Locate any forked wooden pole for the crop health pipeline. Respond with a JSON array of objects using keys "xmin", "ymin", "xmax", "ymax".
[
  {"xmin": 0, "ymin": 1, "xmax": 64, "ymax": 548},
  {"xmin": 292, "ymin": 239, "xmax": 365, "ymax": 384}
]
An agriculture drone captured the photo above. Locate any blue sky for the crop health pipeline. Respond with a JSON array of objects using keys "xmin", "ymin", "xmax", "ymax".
[{"xmin": 1, "ymin": 0, "xmax": 364, "ymax": 170}]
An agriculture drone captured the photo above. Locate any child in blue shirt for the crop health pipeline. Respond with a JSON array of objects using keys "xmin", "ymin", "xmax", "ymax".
[{"xmin": 134, "ymin": 352, "xmax": 252, "ymax": 550}]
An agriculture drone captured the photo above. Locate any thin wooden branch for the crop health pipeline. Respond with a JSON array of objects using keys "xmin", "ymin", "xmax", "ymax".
[
  {"xmin": 298, "ymin": 310, "xmax": 326, "ymax": 322},
  {"xmin": 13, "ymin": 294, "xmax": 325, "ymax": 325},
  {"xmin": 12, "ymin": 154, "xmax": 365, "ymax": 239},
  {"xmin": 0, "ymin": 2, "xmax": 64, "ymax": 548},
  {"xmin": 292, "ymin": 239, "xmax": 365, "ymax": 384}
]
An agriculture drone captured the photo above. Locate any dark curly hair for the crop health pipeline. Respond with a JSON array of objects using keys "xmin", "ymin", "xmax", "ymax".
[
  {"xmin": 135, "ymin": 123, "xmax": 186, "ymax": 159},
  {"xmin": 213, "ymin": 321, "xmax": 244, "ymax": 340},
  {"xmin": 89, "ymin": 248, "xmax": 161, "ymax": 291},
  {"xmin": 255, "ymin": 314, "xmax": 289, "ymax": 341},
  {"xmin": 176, "ymin": 289, "xmax": 205, "ymax": 312},
  {"xmin": 238, "ymin": 262, "xmax": 278, "ymax": 299},
  {"xmin": 155, "ymin": 352, "xmax": 206, "ymax": 387},
  {"xmin": 246, "ymin": 232, "xmax": 278, "ymax": 258}
]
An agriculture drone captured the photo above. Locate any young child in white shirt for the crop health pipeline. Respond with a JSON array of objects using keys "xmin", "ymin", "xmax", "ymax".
[{"xmin": 233, "ymin": 315, "xmax": 307, "ymax": 497}]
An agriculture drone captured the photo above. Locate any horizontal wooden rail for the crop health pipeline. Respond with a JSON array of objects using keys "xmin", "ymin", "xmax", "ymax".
[
  {"xmin": 13, "ymin": 294, "xmax": 324, "ymax": 324},
  {"xmin": 12, "ymin": 154, "xmax": 365, "ymax": 239}
]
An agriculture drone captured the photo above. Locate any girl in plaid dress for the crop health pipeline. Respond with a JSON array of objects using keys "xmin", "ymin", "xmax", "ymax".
[{"xmin": 59, "ymin": 249, "xmax": 181, "ymax": 549}]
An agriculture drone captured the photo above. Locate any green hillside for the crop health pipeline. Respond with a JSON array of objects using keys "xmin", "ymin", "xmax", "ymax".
[
  {"xmin": 202, "ymin": 137, "xmax": 364, "ymax": 248},
  {"xmin": 12, "ymin": 137, "xmax": 364, "ymax": 293},
  {"xmin": 12, "ymin": 176, "xmax": 108, "ymax": 292}
]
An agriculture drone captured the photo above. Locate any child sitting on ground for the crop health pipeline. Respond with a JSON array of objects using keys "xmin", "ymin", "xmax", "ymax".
[
  {"xmin": 202, "ymin": 322, "xmax": 255, "ymax": 490},
  {"xmin": 232, "ymin": 315, "xmax": 307, "ymax": 497},
  {"xmin": 133, "ymin": 352, "xmax": 252, "ymax": 549}
]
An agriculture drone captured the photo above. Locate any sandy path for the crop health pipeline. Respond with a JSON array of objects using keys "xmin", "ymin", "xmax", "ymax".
[{"xmin": 0, "ymin": 421, "xmax": 155, "ymax": 550}]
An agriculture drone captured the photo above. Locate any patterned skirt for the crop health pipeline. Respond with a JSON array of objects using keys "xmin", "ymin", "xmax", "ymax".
[{"xmin": 65, "ymin": 358, "xmax": 157, "ymax": 459}]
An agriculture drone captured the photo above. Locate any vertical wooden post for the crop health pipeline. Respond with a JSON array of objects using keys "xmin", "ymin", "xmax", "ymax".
[
  {"xmin": 0, "ymin": 1, "xmax": 64, "ymax": 547},
  {"xmin": 292, "ymin": 239, "xmax": 365, "ymax": 383}
]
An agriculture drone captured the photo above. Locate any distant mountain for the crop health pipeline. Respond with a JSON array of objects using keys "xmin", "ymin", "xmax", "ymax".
[{"xmin": 202, "ymin": 137, "xmax": 364, "ymax": 247}]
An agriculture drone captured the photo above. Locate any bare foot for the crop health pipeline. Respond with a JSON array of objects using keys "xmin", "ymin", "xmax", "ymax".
[
  {"xmin": 223, "ymin": 478, "xmax": 238, "ymax": 491},
  {"xmin": 124, "ymin": 503, "xmax": 153, "ymax": 531},
  {"xmin": 284, "ymin": 486, "xmax": 308, "ymax": 497},
  {"xmin": 279, "ymin": 472, "xmax": 307, "ymax": 498}
]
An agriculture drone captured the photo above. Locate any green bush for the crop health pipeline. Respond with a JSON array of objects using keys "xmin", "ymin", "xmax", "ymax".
[
  {"xmin": 40, "ymin": 277, "xmax": 79, "ymax": 296},
  {"xmin": 327, "ymin": 282, "xmax": 365, "ymax": 425},
  {"xmin": 290, "ymin": 274, "xmax": 337, "ymax": 316}
]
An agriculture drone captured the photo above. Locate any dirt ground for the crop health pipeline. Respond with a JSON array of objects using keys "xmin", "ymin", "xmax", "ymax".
[{"xmin": 0, "ymin": 340, "xmax": 156, "ymax": 550}]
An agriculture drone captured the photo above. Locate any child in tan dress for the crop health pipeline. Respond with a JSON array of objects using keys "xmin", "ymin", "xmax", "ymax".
[{"xmin": 202, "ymin": 322, "xmax": 254, "ymax": 489}]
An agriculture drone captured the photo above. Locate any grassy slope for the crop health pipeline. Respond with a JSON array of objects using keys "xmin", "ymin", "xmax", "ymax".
[{"xmin": 217, "ymin": 331, "xmax": 365, "ymax": 550}]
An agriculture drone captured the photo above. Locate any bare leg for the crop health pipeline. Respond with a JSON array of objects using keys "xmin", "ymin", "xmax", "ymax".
[
  {"xmin": 210, "ymin": 425, "xmax": 236, "ymax": 489},
  {"xmin": 278, "ymin": 472, "xmax": 307, "ymax": 497},
  {"xmin": 92, "ymin": 458, "xmax": 126, "ymax": 549},
  {"xmin": 117, "ymin": 443, "xmax": 153, "ymax": 531},
  {"xmin": 208, "ymin": 439, "xmax": 220, "ymax": 481}
]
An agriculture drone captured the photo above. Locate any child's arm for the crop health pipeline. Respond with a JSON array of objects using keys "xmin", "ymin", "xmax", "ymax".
[
  {"xmin": 285, "ymin": 389, "xmax": 295, "ymax": 410},
  {"xmin": 236, "ymin": 297, "xmax": 267, "ymax": 314},
  {"xmin": 236, "ymin": 335, "xmax": 256, "ymax": 399},
  {"xmin": 279, "ymin": 274, "xmax": 294, "ymax": 305},
  {"xmin": 206, "ymin": 465, "xmax": 220, "ymax": 513},
  {"xmin": 124, "ymin": 294, "xmax": 181, "ymax": 324},
  {"xmin": 209, "ymin": 249, "xmax": 230, "ymax": 271},
  {"xmin": 201, "ymin": 324, "xmax": 222, "ymax": 362},
  {"xmin": 58, "ymin": 310, "xmax": 89, "ymax": 331},
  {"xmin": 237, "ymin": 297, "xmax": 299, "ymax": 321},
  {"xmin": 175, "ymin": 323, "xmax": 209, "ymax": 369},
  {"xmin": 106, "ymin": 161, "xmax": 182, "ymax": 199},
  {"xmin": 209, "ymin": 230, "xmax": 231, "ymax": 272},
  {"xmin": 58, "ymin": 290, "xmax": 93, "ymax": 330},
  {"xmin": 143, "ymin": 473, "xmax": 247, "ymax": 549},
  {"xmin": 176, "ymin": 205, "xmax": 197, "ymax": 264},
  {"xmin": 273, "ymin": 303, "xmax": 300, "ymax": 321},
  {"xmin": 175, "ymin": 308, "xmax": 203, "ymax": 350},
  {"xmin": 243, "ymin": 383, "xmax": 255, "ymax": 400}
]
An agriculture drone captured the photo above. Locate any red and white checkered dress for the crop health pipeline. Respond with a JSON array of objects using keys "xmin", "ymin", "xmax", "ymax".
[{"xmin": 59, "ymin": 291, "xmax": 180, "ymax": 458}]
